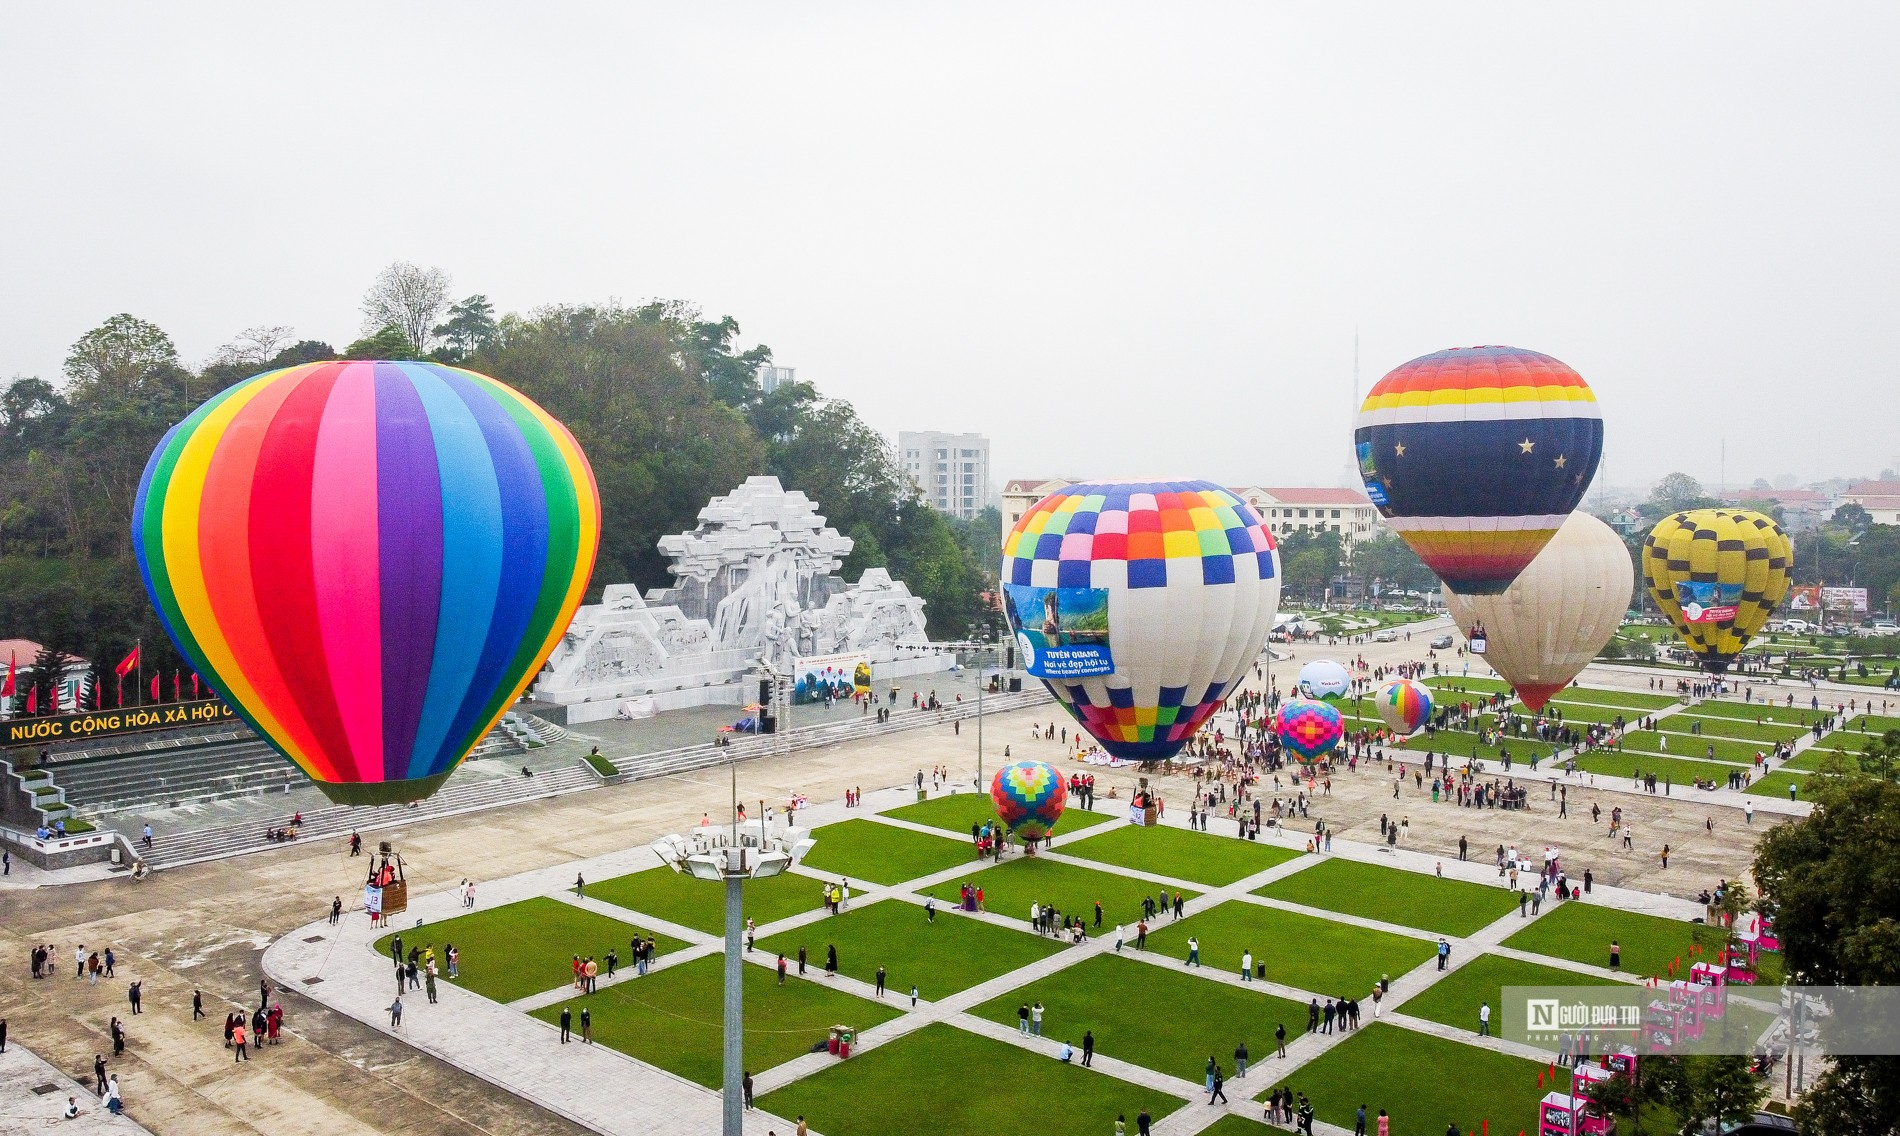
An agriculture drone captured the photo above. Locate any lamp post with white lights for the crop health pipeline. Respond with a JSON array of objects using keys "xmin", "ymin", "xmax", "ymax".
[{"xmin": 652, "ymin": 764, "xmax": 813, "ymax": 1136}]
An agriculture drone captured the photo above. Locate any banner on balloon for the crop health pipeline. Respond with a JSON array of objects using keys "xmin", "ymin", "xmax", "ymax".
[
  {"xmin": 791, "ymin": 652, "xmax": 871, "ymax": 704},
  {"xmin": 1674, "ymin": 581, "xmax": 1743, "ymax": 623},
  {"xmin": 1004, "ymin": 584, "xmax": 1114, "ymax": 679}
]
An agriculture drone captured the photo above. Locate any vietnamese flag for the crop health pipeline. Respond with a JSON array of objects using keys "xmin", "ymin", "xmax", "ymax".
[
  {"xmin": 115, "ymin": 645, "xmax": 140, "ymax": 677},
  {"xmin": 191, "ymin": 673, "xmax": 200, "ymax": 700},
  {"xmin": 151, "ymin": 673, "xmax": 160, "ymax": 702},
  {"xmin": 173, "ymin": 671, "xmax": 180, "ymax": 701},
  {"xmin": 2, "ymin": 651, "xmax": 14, "ymax": 698},
  {"xmin": 26, "ymin": 684, "xmax": 37, "ymax": 714}
]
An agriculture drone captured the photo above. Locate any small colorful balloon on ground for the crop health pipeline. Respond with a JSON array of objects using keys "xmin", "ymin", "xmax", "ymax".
[
  {"xmin": 1642, "ymin": 509, "xmax": 1792, "ymax": 675},
  {"xmin": 1275, "ymin": 697, "xmax": 1343, "ymax": 762},
  {"xmin": 1353, "ymin": 345, "xmax": 1603, "ymax": 596},
  {"xmin": 1296, "ymin": 658, "xmax": 1351, "ymax": 701},
  {"xmin": 133, "ymin": 360, "xmax": 600, "ymax": 805},
  {"xmin": 1000, "ymin": 479, "xmax": 1282, "ymax": 764},
  {"xmin": 991, "ymin": 759, "xmax": 1068, "ymax": 841},
  {"xmin": 1374, "ymin": 678, "xmax": 1435, "ymax": 736}
]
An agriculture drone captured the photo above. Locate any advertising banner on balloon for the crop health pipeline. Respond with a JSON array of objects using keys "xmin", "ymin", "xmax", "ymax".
[
  {"xmin": 791, "ymin": 652, "xmax": 871, "ymax": 704},
  {"xmin": 1674, "ymin": 581, "xmax": 1743, "ymax": 623},
  {"xmin": 1003, "ymin": 584, "xmax": 1115, "ymax": 679}
]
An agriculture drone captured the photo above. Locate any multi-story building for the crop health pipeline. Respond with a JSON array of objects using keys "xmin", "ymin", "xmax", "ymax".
[
  {"xmin": 899, "ymin": 431, "xmax": 991, "ymax": 519},
  {"xmin": 1837, "ymin": 480, "xmax": 1900, "ymax": 526},
  {"xmin": 755, "ymin": 364, "xmax": 796, "ymax": 395},
  {"xmin": 999, "ymin": 479, "xmax": 1378, "ymax": 549}
]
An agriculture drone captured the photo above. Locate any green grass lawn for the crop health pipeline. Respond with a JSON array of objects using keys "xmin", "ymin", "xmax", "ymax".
[
  {"xmin": 754, "ymin": 897, "xmax": 1064, "ymax": 1000},
  {"xmin": 1278, "ymin": 1022, "xmax": 1550, "ymax": 1134},
  {"xmin": 1254, "ymin": 858, "xmax": 1518, "ymax": 937},
  {"xmin": 586, "ymin": 865, "xmax": 820, "ymax": 936},
  {"xmin": 1059, "ymin": 823, "xmax": 1303, "ymax": 887},
  {"xmin": 1687, "ymin": 699, "xmax": 1832, "ymax": 726},
  {"xmin": 1534, "ymin": 701, "xmax": 1643, "ymax": 726},
  {"xmin": 1781, "ymin": 746, "xmax": 1857, "ymax": 772},
  {"xmin": 1425, "ymin": 675, "xmax": 1513, "ymax": 695},
  {"xmin": 1502, "ymin": 901, "xmax": 1716, "ymax": 980},
  {"xmin": 1574, "ymin": 750, "xmax": 1751, "ymax": 786},
  {"xmin": 1847, "ymin": 714, "xmax": 1900, "ymax": 734},
  {"xmin": 757, "ymin": 1022, "xmax": 1182, "ymax": 1136},
  {"xmin": 1660, "ymin": 716, "xmax": 1805, "ymax": 744},
  {"xmin": 1623, "ymin": 731, "xmax": 1768, "ymax": 765},
  {"xmin": 1200, "ymin": 1118, "xmax": 1276, "ymax": 1136},
  {"xmin": 1397, "ymin": 952, "xmax": 1625, "ymax": 1031},
  {"xmin": 923, "ymin": 856, "xmax": 1199, "ymax": 937},
  {"xmin": 969, "ymin": 953, "xmax": 1309, "ymax": 1083},
  {"xmin": 1745, "ymin": 770, "xmax": 1811, "ymax": 799},
  {"xmin": 1146, "ymin": 900, "xmax": 1434, "ymax": 997},
  {"xmin": 530, "ymin": 953, "xmax": 899, "ymax": 1088},
  {"xmin": 881, "ymin": 789, "xmax": 1115, "ymax": 838},
  {"xmin": 1540, "ymin": 687, "xmax": 1677, "ymax": 710},
  {"xmin": 796, "ymin": 818, "xmax": 977, "ymax": 885},
  {"xmin": 371, "ymin": 897, "xmax": 686, "ymax": 1004}
]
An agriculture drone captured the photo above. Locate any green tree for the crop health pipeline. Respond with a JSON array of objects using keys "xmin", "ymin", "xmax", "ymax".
[
  {"xmin": 342, "ymin": 325, "xmax": 420, "ymax": 360},
  {"xmin": 1351, "ymin": 531, "xmax": 1437, "ymax": 597},
  {"xmin": 361, "ymin": 262, "xmax": 451, "ymax": 353},
  {"xmin": 1278, "ymin": 529, "xmax": 1343, "ymax": 600},
  {"xmin": 1639, "ymin": 472, "xmax": 1720, "ymax": 521},
  {"xmin": 1753, "ymin": 765, "xmax": 1900, "ymax": 1136},
  {"xmin": 1834, "ymin": 503, "xmax": 1873, "ymax": 534},
  {"xmin": 432, "ymin": 294, "xmax": 499, "ymax": 361}
]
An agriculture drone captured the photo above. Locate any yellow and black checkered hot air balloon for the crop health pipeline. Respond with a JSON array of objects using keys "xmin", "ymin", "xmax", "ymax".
[{"xmin": 1642, "ymin": 509, "xmax": 1793, "ymax": 675}]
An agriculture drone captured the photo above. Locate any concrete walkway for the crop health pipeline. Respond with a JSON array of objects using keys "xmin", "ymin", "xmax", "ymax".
[{"xmin": 0, "ymin": 1042, "xmax": 156, "ymax": 1134}]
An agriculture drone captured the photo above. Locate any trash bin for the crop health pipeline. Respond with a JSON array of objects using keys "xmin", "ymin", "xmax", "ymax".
[
  {"xmin": 839, "ymin": 1027, "xmax": 855, "ymax": 1058},
  {"xmin": 110, "ymin": 846, "xmax": 122, "ymax": 865},
  {"xmin": 1256, "ymin": 962, "xmax": 1267, "ymax": 979}
]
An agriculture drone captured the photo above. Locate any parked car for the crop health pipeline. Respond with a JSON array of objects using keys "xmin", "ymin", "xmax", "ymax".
[
  {"xmin": 1712, "ymin": 1112, "xmax": 1798, "ymax": 1135},
  {"xmin": 1430, "ymin": 634, "xmax": 1455, "ymax": 650},
  {"xmin": 1871, "ymin": 621, "xmax": 1899, "ymax": 636},
  {"xmin": 1372, "ymin": 629, "xmax": 1398, "ymax": 642}
]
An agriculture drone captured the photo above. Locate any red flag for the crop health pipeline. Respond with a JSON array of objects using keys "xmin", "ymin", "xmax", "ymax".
[
  {"xmin": 93, "ymin": 681, "xmax": 101, "ymax": 709},
  {"xmin": 116, "ymin": 676, "xmax": 124, "ymax": 708},
  {"xmin": 151, "ymin": 674, "xmax": 160, "ymax": 702},
  {"xmin": 26, "ymin": 684, "xmax": 37, "ymax": 714},
  {"xmin": 173, "ymin": 671, "xmax": 180, "ymax": 701},
  {"xmin": 192, "ymin": 673, "xmax": 201, "ymax": 699},
  {"xmin": 115, "ymin": 645, "xmax": 140, "ymax": 677},
  {"xmin": 2, "ymin": 651, "xmax": 13, "ymax": 697}
]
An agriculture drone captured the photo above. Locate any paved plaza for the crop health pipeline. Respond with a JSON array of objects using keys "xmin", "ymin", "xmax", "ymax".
[{"xmin": 2, "ymin": 628, "xmax": 1865, "ymax": 1136}]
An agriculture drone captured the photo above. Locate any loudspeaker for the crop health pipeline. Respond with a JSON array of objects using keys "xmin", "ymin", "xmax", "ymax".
[
  {"xmin": 1008, "ymin": 677, "xmax": 1023, "ymax": 693},
  {"xmin": 758, "ymin": 678, "xmax": 772, "ymax": 704},
  {"xmin": 759, "ymin": 715, "xmax": 777, "ymax": 734}
]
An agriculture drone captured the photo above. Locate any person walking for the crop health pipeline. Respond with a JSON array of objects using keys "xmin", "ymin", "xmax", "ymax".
[
  {"xmin": 1208, "ymin": 1066, "xmax": 1228, "ymax": 1105},
  {"xmin": 825, "ymin": 944, "xmax": 838, "ymax": 978},
  {"xmin": 1241, "ymin": 949, "xmax": 1253, "ymax": 981},
  {"xmin": 233, "ymin": 1019, "xmax": 250, "ymax": 1059},
  {"xmin": 1018, "ymin": 1004, "xmax": 1031, "ymax": 1036},
  {"xmin": 1187, "ymin": 936, "xmax": 1200, "ymax": 967},
  {"xmin": 777, "ymin": 954, "xmax": 788, "ymax": 985},
  {"xmin": 1478, "ymin": 1001, "xmax": 1491, "ymax": 1036},
  {"xmin": 580, "ymin": 1005, "xmax": 592, "ymax": 1043},
  {"xmin": 105, "ymin": 1074, "xmax": 123, "ymax": 1116},
  {"xmin": 875, "ymin": 965, "xmax": 887, "ymax": 998},
  {"xmin": 94, "ymin": 1054, "xmax": 107, "ymax": 1095},
  {"xmin": 1031, "ymin": 1001, "xmax": 1044, "ymax": 1037},
  {"xmin": 1609, "ymin": 939, "xmax": 1621, "ymax": 969},
  {"xmin": 1355, "ymin": 1104, "xmax": 1368, "ymax": 1136},
  {"xmin": 1082, "ymin": 1029, "xmax": 1094, "ymax": 1067},
  {"xmin": 1136, "ymin": 1108, "xmax": 1153, "ymax": 1136},
  {"xmin": 1235, "ymin": 1041, "xmax": 1249, "ymax": 1078},
  {"xmin": 1114, "ymin": 924, "xmax": 1125, "ymax": 953},
  {"xmin": 559, "ymin": 1005, "xmax": 571, "ymax": 1043},
  {"xmin": 574, "ymin": 872, "xmax": 585, "ymax": 897},
  {"xmin": 1275, "ymin": 1022, "xmax": 1287, "ymax": 1058},
  {"xmin": 797, "ymin": 945, "xmax": 807, "ymax": 976},
  {"xmin": 1437, "ymin": 938, "xmax": 1451, "ymax": 970}
]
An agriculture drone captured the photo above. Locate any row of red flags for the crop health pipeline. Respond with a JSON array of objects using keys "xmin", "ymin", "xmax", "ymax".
[{"xmin": 3, "ymin": 649, "xmax": 203, "ymax": 713}]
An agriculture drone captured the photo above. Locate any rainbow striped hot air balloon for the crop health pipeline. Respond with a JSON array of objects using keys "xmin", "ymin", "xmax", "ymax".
[
  {"xmin": 1374, "ymin": 678, "xmax": 1434, "ymax": 736},
  {"xmin": 133, "ymin": 361, "xmax": 599, "ymax": 805},
  {"xmin": 1353, "ymin": 346, "xmax": 1603, "ymax": 595},
  {"xmin": 991, "ymin": 759, "xmax": 1068, "ymax": 841},
  {"xmin": 1275, "ymin": 697, "xmax": 1342, "ymax": 762}
]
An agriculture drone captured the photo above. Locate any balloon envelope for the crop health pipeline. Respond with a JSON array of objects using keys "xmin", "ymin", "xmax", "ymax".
[
  {"xmin": 1354, "ymin": 346, "xmax": 1603, "ymax": 595},
  {"xmin": 1642, "ymin": 509, "xmax": 1792, "ymax": 675},
  {"xmin": 1296, "ymin": 659, "xmax": 1351, "ymax": 701},
  {"xmin": 1442, "ymin": 512, "xmax": 1633, "ymax": 711},
  {"xmin": 1001, "ymin": 480, "xmax": 1281, "ymax": 762},
  {"xmin": 990, "ymin": 759, "xmax": 1068, "ymax": 841},
  {"xmin": 1374, "ymin": 678, "xmax": 1435, "ymax": 735},
  {"xmin": 1275, "ymin": 697, "xmax": 1343, "ymax": 761},
  {"xmin": 133, "ymin": 360, "xmax": 600, "ymax": 804}
]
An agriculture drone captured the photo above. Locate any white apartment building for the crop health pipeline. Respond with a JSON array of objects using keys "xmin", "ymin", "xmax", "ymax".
[
  {"xmin": 899, "ymin": 431, "xmax": 992, "ymax": 519},
  {"xmin": 1000, "ymin": 479, "xmax": 1378, "ymax": 549},
  {"xmin": 755, "ymin": 364, "xmax": 796, "ymax": 394}
]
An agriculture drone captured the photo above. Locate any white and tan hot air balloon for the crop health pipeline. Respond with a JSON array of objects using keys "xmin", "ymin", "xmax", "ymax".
[{"xmin": 1441, "ymin": 512, "xmax": 1632, "ymax": 711}]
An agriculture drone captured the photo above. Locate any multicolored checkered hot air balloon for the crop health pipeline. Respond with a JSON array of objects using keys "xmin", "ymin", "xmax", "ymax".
[
  {"xmin": 132, "ymin": 361, "xmax": 600, "ymax": 805},
  {"xmin": 1353, "ymin": 346, "xmax": 1603, "ymax": 595},
  {"xmin": 1275, "ymin": 697, "xmax": 1343, "ymax": 762},
  {"xmin": 1373, "ymin": 678, "xmax": 1434, "ymax": 736},
  {"xmin": 1001, "ymin": 480, "xmax": 1281, "ymax": 762},
  {"xmin": 1296, "ymin": 659, "xmax": 1351, "ymax": 702},
  {"xmin": 990, "ymin": 759, "xmax": 1068, "ymax": 841}
]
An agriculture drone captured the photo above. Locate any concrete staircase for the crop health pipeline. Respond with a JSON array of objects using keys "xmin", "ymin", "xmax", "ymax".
[{"xmin": 138, "ymin": 761, "xmax": 598, "ymax": 869}]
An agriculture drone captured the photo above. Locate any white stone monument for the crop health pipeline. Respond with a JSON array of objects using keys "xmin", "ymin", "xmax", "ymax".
[{"xmin": 537, "ymin": 476, "xmax": 952, "ymax": 723}]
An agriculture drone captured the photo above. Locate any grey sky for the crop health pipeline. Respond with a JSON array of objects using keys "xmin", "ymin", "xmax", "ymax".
[{"xmin": 4, "ymin": 4, "xmax": 1896, "ymax": 492}]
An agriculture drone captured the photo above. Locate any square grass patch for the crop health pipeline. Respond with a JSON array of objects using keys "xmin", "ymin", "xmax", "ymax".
[
  {"xmin": 1425, "ymin": 676, "xmax": 1513, "ymax": 695},
  {"xmin": 1060, "ymin": 823, "xmax": 1303, "ymax": 887},
  {"xmin": 1146, "ymin": 901, "xmax": 1434, "ymax": 997},
  {"xmin": 754, "ymin": 897, "xmax": 1064, "ymax": 1000},
  {"xmin": 531, "ymin": 952, "xmax": 899, "ymax": 1088},
  {"xmin": 797, "ymin": 818, "xmax": 975, "ymax": 886},
  {"xmin": 1848, "ymin": 714, "xmax": 1900, "ymax": 734},
  {"xmin": 1540, "ymin": 687, "xmax": 1677, "ymax": 710},
  {"xmin": 1574, "ymin": 751, "xmax": 1745, "ymax": 785},
  {"xmin": 922, "ymin": 856, "xmax": 1198, "ymax": 938},
  {"xmin": 1201, "ymin": 1119, "xmax": 1276, "ymax": 1136},
  {"xmin": 883, "ymin": 790, "xmax": 1114, "ymax": 838},
  {"xmin": 587, "ymin": 865, "xmax": 820, "ymax": 936},
  {"xmin": 372, "ymin": 896, "xmax": 684, "ymax": 1004},
  {"xmin": 1781, "ymin": 746, "xmax": 1857, "ymax": 772},
  {"xmin": 1746, "ymin": 771, "xmax": 1810, "ymax": 799},
  {"xmin": 1397, "ymin": 952, "xmax": 1625, "ymax": 1031},
  {"xmin": 1501, "ymin": 900, "xmax": 1715, "ymax": 979},
  {"xmin": 1254, "ymin": 858, "xmax": 1517, "ymax": 937},
  {"xmin": 1279, "ymin": 1022, "xmax": 1549, "ymax": 1134},
  {"xmin": 1622, "ymin": 731, "xmax": 1765, "ymax": 765},
  {"xmin": 757, "ymin": 1022, "xmax": 1182, "ymax": 1136},
  {"xmin": 970, "ymin": 952, "xmax": 1309, "ymax": 1084},
  {"xmin": 1666, "ymin": 716, "xmax": 1804, "ymax": 744}
]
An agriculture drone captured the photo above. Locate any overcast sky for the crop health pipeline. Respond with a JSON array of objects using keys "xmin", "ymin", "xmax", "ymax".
[{"xmin": 4, "ymin": 4, "xmax": 1897, "ymax": 494}]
